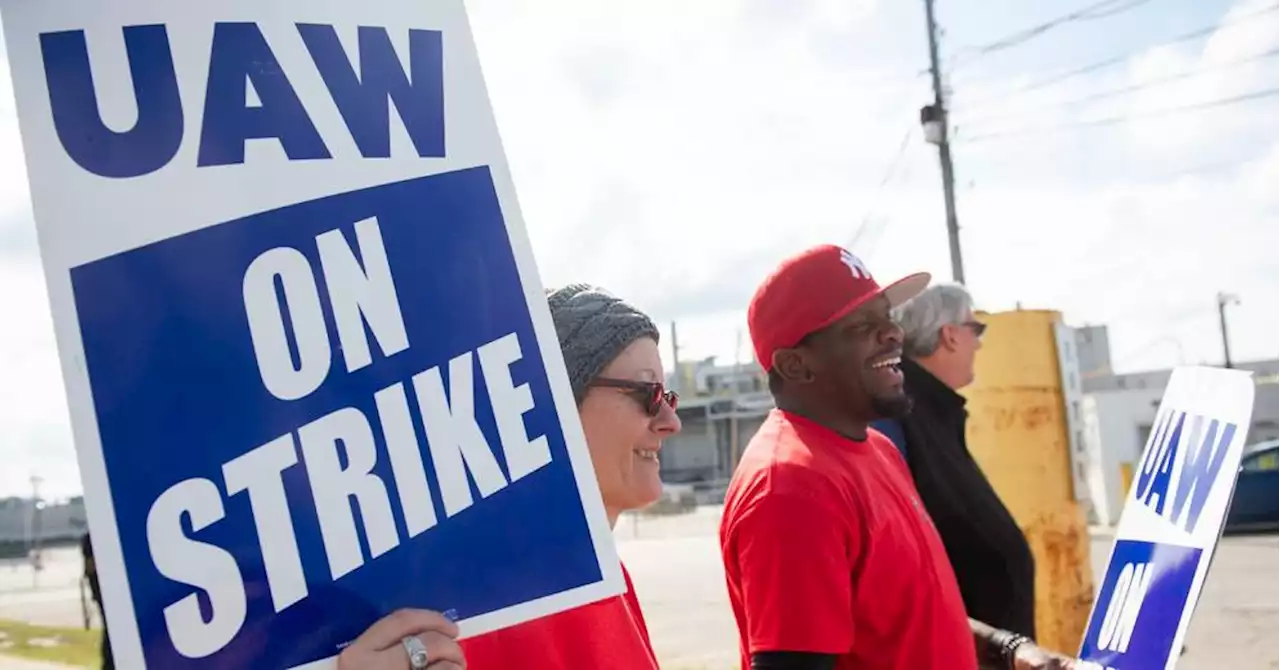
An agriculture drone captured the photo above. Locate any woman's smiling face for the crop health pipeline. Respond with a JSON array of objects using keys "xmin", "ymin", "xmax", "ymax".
[{"xmin": 577, "ymin": 337, "xmax": 681, "ymax": 524}]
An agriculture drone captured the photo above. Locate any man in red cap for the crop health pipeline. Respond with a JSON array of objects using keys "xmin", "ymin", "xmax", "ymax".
[{"xmin": 718, "ymin": 244, "xmax": 1078, "ymax": 670}]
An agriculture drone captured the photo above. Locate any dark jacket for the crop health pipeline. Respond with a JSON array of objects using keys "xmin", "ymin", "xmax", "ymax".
[
  {"xmin": 876, "ymin": 359, "xmax": 1038, "ymax": 640},
  {"xmin": 81, "ymin": 532, "xmax": 102, "ymax": 604}
]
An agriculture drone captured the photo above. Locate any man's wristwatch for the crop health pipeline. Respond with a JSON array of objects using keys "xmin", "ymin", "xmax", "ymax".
[{"xmin": 1000, "ymin": 633, "xmax": 1031, "ymax": 670}]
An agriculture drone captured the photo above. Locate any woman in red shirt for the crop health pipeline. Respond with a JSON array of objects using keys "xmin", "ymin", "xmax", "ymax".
[{"xmin": 337, "ymin": 284, "xmax": 680, "ymax": 670}]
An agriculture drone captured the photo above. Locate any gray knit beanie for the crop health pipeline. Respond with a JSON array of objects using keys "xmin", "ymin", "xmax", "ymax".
[{"xmin": 544, "ymin": 283, "xmax": 661, "ymax": 405}]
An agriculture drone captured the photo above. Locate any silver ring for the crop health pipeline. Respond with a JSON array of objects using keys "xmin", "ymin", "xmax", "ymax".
[{"xmin": 401, "ymin": 635, "xmax": 430, "ymax": 669}]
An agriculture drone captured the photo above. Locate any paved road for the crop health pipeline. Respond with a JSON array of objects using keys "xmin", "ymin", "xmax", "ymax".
[
  {"xmin": 0, "ymin": 552, "xmax": 91, "ymax": 631},
  {"xmin": 617, "ymin": 507, "xmax": 1280, "ymax": 669},
  {"xmin": 0, "ymin": 552, "xmax": 89, "ymax": 670}
]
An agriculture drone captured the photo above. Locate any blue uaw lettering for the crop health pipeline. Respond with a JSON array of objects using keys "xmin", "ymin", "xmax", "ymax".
[
  {"xmin": 143, "ymin": 218, "xmax": 552, "ymax": 658},
  {"xmin": 39, "ymin": 22, "xmax": 445, "ymax": 179},
  {"xmin": 1095, "ymin": 560, "xmax": 1152, "ymax": 655},
  {"xmin": 1133, "ymin": 409, "xmax": 1237, "ymax": 533}
]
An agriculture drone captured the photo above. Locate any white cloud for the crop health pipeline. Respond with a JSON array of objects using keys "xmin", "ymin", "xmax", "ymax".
[
  {"xmin": 468, "ymin": 0, "xmax": 934, "ymax": 323},
  {"xmin": 0, "ymin": 260, "xmax": 80, "ymax": 499},
  {"xmin": 1241, "ymin": 140, "xmax": 1280, "ymax": 197},
  {"xmin": 1122, "ymin": 5, "xmax": 1278, "ymax": 155},
  {"xmin": 0, "ymin": 0, "xmax": 1274, "ymax": 496},
  {"xmin": 901, "ymin": 0, "xmax": 1279, "ymax": 372},
  {"xmin": 0, "ymin": 31, "xmax": 29, "ymax": 230},
  {"xmin": 0, "ymin": 111, "xmax": 30, "ymax": 228}
]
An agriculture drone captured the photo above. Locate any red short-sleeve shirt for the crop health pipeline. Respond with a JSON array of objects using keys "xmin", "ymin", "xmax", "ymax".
[
  {"xmin": 459, "ymin": 564, "xmax": 658, "ymax": 670},
  {"xmin": 719, "ymin": 409, "xmax": 977, "ymax": 670}
]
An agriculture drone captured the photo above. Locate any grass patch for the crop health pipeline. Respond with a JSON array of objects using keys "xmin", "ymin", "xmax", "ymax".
[{"xmin": 0, "ymin": 619, "xmax": 98, "ymax": 668}]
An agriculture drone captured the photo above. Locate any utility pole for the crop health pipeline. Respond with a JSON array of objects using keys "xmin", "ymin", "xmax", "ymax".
[
  {"xmin": 730, "ymin": 329, "xmax": 742, "ymax": 472},
  {"xmin": 1216, "ymin": 292, "xmax": 1239, "ymax": 369},
  {"xmin": 29, "ymin": 474, "xmax": 44, "ymax": 588},
  {"xmin": 921, "ymin": 0, "xmax": 966, "ymax": 284},
  {"xmin": 25, "ymin": 475, "xmax": 41, "ymax": 552},
  {"xmin": 669, "ymin": 321, "xmax": 681, "ymax": 393}
]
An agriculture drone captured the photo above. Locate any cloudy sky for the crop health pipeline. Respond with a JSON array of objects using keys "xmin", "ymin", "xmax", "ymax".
[{"xmin": 0, "ymin": 0, "xmax": 1276, "ymax": 498}]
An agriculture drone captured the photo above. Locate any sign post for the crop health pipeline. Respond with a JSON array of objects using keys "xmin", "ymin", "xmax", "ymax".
[
  {"xmin": 1077, "ymin": 366, "xmax": 1255, "ymax": 670},
  {"xmin": 1, "ymin": 1, "xmax": 624, "ymax": 668}
]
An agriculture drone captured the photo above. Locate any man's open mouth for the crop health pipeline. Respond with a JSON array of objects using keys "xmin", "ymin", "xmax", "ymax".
[{"xmin": 869, "ymin": 355, "xmax": 902, "ymax": 370}]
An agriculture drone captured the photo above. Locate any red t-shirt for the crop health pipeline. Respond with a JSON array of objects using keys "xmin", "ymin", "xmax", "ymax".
[
  {"xmin": 459, "ymin": 564, "xmax": 658, "ymax": 670},
  {"xmin": 719, "ymin": 409, "xmax": 977, "ymax": 670}
]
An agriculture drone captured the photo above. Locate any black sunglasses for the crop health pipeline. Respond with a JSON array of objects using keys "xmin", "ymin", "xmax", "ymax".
[
  {"xmin": 590, "ymin": 378, "xmax": 679, "ymax": 416},
  {"xmin": 963, "ymin": 321, "xmax": 987, "ymax": 337}
]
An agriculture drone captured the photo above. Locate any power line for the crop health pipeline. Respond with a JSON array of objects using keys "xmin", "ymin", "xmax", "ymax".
[
  {"xmin": 850, "ymin": 78, "xmax": 930, "ymax": 232},
  {"xmin": 959, "ymin": 87, "xmax": 1279, "ymax": 142},
  {"xmin": 964, "ymin": 152, "xmax": 1268, "ymax": 187},
  {"xmin": 845, "ymin": 74, "xmax": 930, "ymax": 261},
  {"xmin": 861, "ymin": 126, "xmax": 917, "ymax": 222},
  {"xmin": 923, "ymin": 0, "xmax": 966, "ymax": 283},
  {"xmin": 949, "ymin": 0, "xmax": 1158, "ymax": 67},
  {"xmin": 958, "ymin": 47, "xmax": 1279, "ymax": 125},
  {"xmin": 1111, "ymin": 328, "xmax": 1206, "ymax": 369},
  {"xmin": 1140, "ymin": 154, "xmax": 1274, "ymax": 182},
  {"xmin": 956, "ymin": 2, "xmax": 1279, "ymax": 107},
  {"xmin": 954, "ymin": 0, "xmax": 1154, "ymax": 60},
  {"xmin": 848, "ymin": 124, "xmax": 918, "ymax": 260}
]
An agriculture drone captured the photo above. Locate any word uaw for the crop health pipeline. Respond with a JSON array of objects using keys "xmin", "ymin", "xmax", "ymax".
[
  {"xmin": 147, "ymin": 217, "xmax": 552, "ymax": 658},
  {"xmin": 41, "ymin": 22, "xmax": 445, "ymax": 178},
  {"xmin": 1133, "ymin": 408, "xmax": 1237, "ymax": 534}
]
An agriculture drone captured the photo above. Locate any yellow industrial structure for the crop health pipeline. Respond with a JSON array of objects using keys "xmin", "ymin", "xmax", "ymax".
[{"xmin": 962, "ymin": 309, "xmax": 1095, "ymax": 656}]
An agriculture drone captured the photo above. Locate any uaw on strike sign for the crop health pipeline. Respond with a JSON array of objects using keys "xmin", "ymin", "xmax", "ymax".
[
  {"xmin": 1, "ymin": 1, "xmax": 624, "ymax": 668},
  {"xmin": 1078, "ymin": 367, "xmax": 1255, "ymax": 670}
]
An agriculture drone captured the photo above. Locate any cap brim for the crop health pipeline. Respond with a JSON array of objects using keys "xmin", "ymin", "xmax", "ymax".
[
  {"xmin": 801, "ymin": 271, "xmax": 934, "ymax": 343},
  {"xmin": 880, "ymin": 272, "xmax": 932, "ymax": 308}
]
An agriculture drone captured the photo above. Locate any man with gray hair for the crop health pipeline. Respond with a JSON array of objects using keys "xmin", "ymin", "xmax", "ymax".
[{"xmin": 872, "ymin": 283, "xmax": 1039, "ymax": 642}]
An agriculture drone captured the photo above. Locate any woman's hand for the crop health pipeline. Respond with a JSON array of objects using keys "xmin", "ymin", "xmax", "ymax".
[
  {"xmin": 1011, "ymin": 641, "xmax": 1080, "ymax": 670},
  {"xmin": 337, "ymin": 609, "xmax": 466, "ymax": 670}
]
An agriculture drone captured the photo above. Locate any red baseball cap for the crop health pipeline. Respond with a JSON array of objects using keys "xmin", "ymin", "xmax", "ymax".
[{"xmin": 747, "ymin": 244, "xmax": 931, "ymax": 371}]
